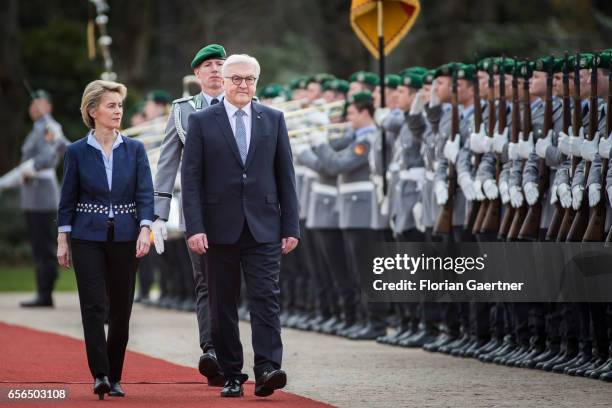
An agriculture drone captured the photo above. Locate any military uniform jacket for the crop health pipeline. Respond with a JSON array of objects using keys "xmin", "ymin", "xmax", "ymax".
[
  {"xmin": 313, "ymin": 126, "xmax": 375, "ymax": 229},
  {"xmin": 20, "ymin": 114, "xmax": 69, "ymax": 211},
  {"xmin": 154, "ymin": 92, "xmax": 211, "ymax": 230}
]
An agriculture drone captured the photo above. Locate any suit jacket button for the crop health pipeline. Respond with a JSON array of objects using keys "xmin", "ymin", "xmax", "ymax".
[
  {"xmin": 351, "ymin": 195, "xmax": 357, "ymax": 201},
  {"xmin": 242, "ymin": 173, "xmax": 247, "ymax": 179}
]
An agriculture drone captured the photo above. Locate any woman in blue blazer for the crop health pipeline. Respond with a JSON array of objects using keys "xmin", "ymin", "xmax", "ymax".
[{"xmin": 56, "ymin": 80, "xmax": 154, "ymax": 399}]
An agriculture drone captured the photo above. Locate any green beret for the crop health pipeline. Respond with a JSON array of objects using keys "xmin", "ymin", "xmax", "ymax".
[
  {"xmin": 477, "ymin": 58, "xmax": 492, "ymax": 72},
  {"xmin": 534, "ymin": 56, "xmax": 557, "ymax": 73},
  {"xmin": 133, "ymin": 101, "xmax": 145, "ymax": 114},
  {"xmin": 146, "ymin": 90, "xmax": 172, "ymax": 105},
  {"xmin": 259, "ymin": 83, "xmax": 285, "ymax": 99},
  {"xmin": 384, "ymin": 74, "xmax": 401, "ymax": 89},
  {"xmin": 348, "ymin": 90, "xmax": 374, "ymax": 104},
  {"xmin": 596, "ymin": 52, "xmax": 612, "ymax": 70},
  {"xmin": 322, "ymin": 79, "xmax": 349, "ymax": 94},
  {"xmin": 567, "ymin": 53, "xmax": 593, "ymax": 70},
  {"xmin": 401, "ymin": 71, "xmax": 423, "ymax": 89},
  {"xmin": 434, "ymin": 62, "xmax": 460, "ymax": 78},
  {"xmin": 456, "ymin": 64, "xmax": 476, "ymax": 81},
  {"xmin": 309, "ymin": 73, "xmax": 336, "ymax": 85},
  {"xmin": 348, "ymin": 71, "xmax": 379, "ymax": 86},
  {"xmin": 422, "ymin": 69, "xmax": 436, "ymax": 85},
  {"xmin": 398, "ymin": 67, "xmax": 428, "ymax": 78},
  {"xmin": 31, "ymin": 89, "xmax": 51, "ymax": 101},
  {"xmin": 492, "ymin": 58, "xmax": 515, "ymax": 74},
  {"xmin": 519, "ymin": 61, "xmax": 535, "ymax": 78},
  {"xmin": 191, "ymin": 44, "xmax": 226, "ymax": 68},
  {"xmin": 288, "ymin": 77, "xmax": 305, "ymax": 90}
]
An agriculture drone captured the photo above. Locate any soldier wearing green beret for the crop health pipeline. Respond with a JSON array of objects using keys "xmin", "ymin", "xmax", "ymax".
[
  {"xmin": 322, "ymin": 79, "xmax": 349, "ymax": 103},
  {"xmin": 152, "ymin": 43, "xmax": 227, "ymax": 387},
  {"xmin": 348, "ymin": 71, "xmax": 379, "ymax": 97},
  {"xmin": 258, "ymin": 83, "xmax": 288, "ymax": 104},
  {"xmin": 143, "ymin": 90, "xmax": 172, "ymax": 121},
  {"xmin": 306, "ymin": 73, "xmax": 336, "ymax": 104}
]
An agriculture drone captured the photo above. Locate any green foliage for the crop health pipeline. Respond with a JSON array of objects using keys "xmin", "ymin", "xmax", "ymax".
[
  {"xmin": 0, "ymin": 264, "xmax": 77, "ymax": 292},
  {"xmin": 0, "ymin": 191, "xmax": 30, "ymax": 265}
]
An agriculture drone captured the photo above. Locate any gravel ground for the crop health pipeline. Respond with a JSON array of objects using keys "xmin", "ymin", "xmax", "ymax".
[{"xmin": 1, "ymin": 293, "xmax": 611, "ymax": 407}]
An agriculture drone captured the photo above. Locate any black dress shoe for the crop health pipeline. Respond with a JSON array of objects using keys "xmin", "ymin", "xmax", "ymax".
[
  {"xmin": 255, "ymin": 369, "xmax": 287, "ymax": 397},
  {"xmin": 221, "ymin": 374, "xmax": 248, "ymax": 397},
  {"xmin": 20, "ymin": 296, "xmax": 53, "ymax": 308},
  {"xmin": 199, "ymin": 350, "xmax": 224, "ymax": 386},
  {"xmin": 349, "ymin": 324, "xmax": 386, "ymax": 340},
  {"xmin": 109, "ymin": 382, "xmax": 125, "ymax": 397},
  {"xmin": 399, "ymin": 329, "xmax": 438, "ymax": 348},
  {"xmin": 93, "ymin": 376, "xmax": 110, "ymax": 400}
]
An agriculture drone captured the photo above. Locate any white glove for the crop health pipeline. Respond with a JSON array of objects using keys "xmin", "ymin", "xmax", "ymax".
[
  {"xmin": 581, "ymin": 132, "xmax": 599, "ymax": 162},
  {"xmin": 499, "ymin": 180, "xmax": 510, "ymax": 204},
  {"xmin": 607, "ymin": 186, "xmax": 612, "ymax": 206},
  {"xmin": 458, "ymin": 172, "xmax": 475, "ymax": 201},
  {"xmin": 473, "ymin": 179, "xmax": 485, "ymax": 201},
  {"xmin": 374, "ymin": 108, "xmax": 391, "ymax": 126},
  {"xmin": 19, "ymin": 160, "xmax": 36, "ymax": 178},
  {"xmin": 434, "ymin": 180, "xmax": 449, "ymax": 205},
  {"xmin": 429, "ymin": 79, "xmax": 440, "ymax": 108},
  {"xmin": 307, "ymin": 111, "xmax": 330, "ymax": 127},
  {"xmin": 518, "ymin": 132, "xmax": 535, "ymax": 159},
  {"xmin": 412, "ymin": 201, "xmax": 425, "ymax": 232},
  {"xmin": 535, "ymin": 129, "xmax": 552, "ymax": 159},
  {"xmin": 558, "ymin": 131, "xmax": 571, "ymax": 156},
  {"xmin": 469, "ymin": 124, "xmax": 491, "ymax": 154},
  {"xmin": 443, "ymin": 135, "xmax": 460, "ymax": 164},
  {"xmin": 409, "ymin": 90, "xmax": 426, "ymax": 115},
  {"xmin": 569, "ymin": 127, "xmax": 585, "ymax": 157},
  {"xmin": 571, "ymin": 185, "xmax": 584, "ymax": 210},
  {"xmin": 483, "ymin": 179, "xmax": 499, "ymax": 200},
  {"xmin": 310, "ymin": 130, "xmax": 328, "ymax": 147},
  {"xmin": 550, "ymin": 184, "xmax": 559, "ymax": 205},
  {"xmin": 599, "ymin": 134, "xmax": 612, "ymax": 159},
  {"xmin": 509, "ymin": 185, "xmax": 524, "ymax": 208},
  {"xmin": 493, "ymin": 127, "xmax": 508, "ymax": 154},
  {"xmin": 588, "ymin": 183, "xmax": 601, "ymax": 207},
  {"xmin": 557, "ymin": 183, "xmax": 572, "ymax": 208},
  {"xmin": 293, "ymin": 143, "xmax": 311, "ymax": 156},
  {"xmin": 524, "ymin": 182, "xmax": 539, "ymax": 206},
  {"xmin": 152, "ymin": 219, "xmax": 168, "ymax": 254},
  {"xmin": 508, "ymin": 142, "xmax": 519, "ymax": 161}
]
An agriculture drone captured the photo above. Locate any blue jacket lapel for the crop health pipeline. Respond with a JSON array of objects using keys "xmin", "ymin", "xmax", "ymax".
[
  {"xmin": 87, "ymin": 145, "xmax": 110, "ymax": 193},
  {"xmin": 214, "ymin": 104, "xmax": 244, "ymax": 168},
  {"xmin": 244, "ymin": 102, "xmax": 263, "ymax": 170},
  {"xmin": 111, "ymin": 139, "xmax": 127, "ymax": 199}
]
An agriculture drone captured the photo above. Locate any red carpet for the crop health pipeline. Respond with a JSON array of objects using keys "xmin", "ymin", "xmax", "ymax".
[{"xmin": 0, "ymin": 322, "xmax": 332, "ymax": 407}]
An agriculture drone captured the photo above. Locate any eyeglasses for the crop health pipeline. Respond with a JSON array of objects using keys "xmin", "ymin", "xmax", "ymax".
[{"xmin": 225, "ymin": 76, "xmax": 257, "ymax": 86}]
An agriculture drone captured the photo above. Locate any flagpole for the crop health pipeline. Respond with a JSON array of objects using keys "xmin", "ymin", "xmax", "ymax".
[{"xmin": 377, "ymin": 0, "xmax": 387, "ymax": 194}]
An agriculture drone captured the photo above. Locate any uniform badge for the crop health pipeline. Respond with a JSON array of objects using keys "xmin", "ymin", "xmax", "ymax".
[{"xmin": 354, "ymin": 143, "xmax": 367, "ymax": 156}]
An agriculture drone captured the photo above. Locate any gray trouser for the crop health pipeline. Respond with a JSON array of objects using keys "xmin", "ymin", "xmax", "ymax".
[{"xmin": 186, "ymin": 237, "xmax": 213, "ymax": 351}]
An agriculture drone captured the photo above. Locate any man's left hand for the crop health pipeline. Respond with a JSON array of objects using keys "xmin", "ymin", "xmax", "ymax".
[{"xmin": 281, "ymin": 237, "xmax": 299, "ymax": 254}]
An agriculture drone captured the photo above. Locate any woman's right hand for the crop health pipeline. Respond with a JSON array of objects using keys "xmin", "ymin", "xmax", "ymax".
[{"xmin": 57, "ymin": 233, "xmax": 71, "ymax": 268}]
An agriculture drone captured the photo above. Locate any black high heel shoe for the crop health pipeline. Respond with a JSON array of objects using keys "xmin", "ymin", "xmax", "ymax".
[{"xmin": 93, "ymin": 376, "xmax": 111, "ymax": 400}]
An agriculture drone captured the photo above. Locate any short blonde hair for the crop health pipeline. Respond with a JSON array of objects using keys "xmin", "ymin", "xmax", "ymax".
[{"xmin": 80, "ymin": 80, "xmax": 127, "ymax": 128}]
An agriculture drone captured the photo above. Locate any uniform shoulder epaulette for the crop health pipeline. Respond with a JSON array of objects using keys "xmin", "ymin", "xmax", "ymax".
[{"xmin": 172, "ymin": 95, "xmax": 194, "ymax": 104}]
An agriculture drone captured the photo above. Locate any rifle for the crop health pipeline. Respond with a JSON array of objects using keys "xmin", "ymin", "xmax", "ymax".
[
  {"xmin": 508, "ymin": 60, "xmax": 532, "ymax": 240},
  {"xmin": 566, "ymin": 55, "xmax": 598, "ymax": 241},
  {"xmin": 499, "ymin": 60, "xmax": 521, "ymax": 239},
  {"xmin": 465, "ymin": 58, "xmax": 483, "ymax": 231},
  {"xmin": 586, "ymin": 53, "xmax": 611, "ymax": 242},
  {"xmin": 545, "ymin": 53, "xmax": 572, "ymax": 241},
  {"xmin": 556, "ymin": 53, "xmax": 583, "ymax": 241},
  {"xmin": 480, "ymin": 58, "xmax": 505, "ymax": 235},
  {"xmin": 434, "ymin": 65, "xmax": 460, "ymax": 235},
  {"xmin": 519, "ymin": 56, "xmax": 555, "ymax": 241},
  {"xmin": 472, "ymin": 60, "xmax": 497, "ymax": 235}
]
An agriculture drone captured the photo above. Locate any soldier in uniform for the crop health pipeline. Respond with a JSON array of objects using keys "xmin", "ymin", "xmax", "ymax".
[
  {"xmin": 322, "ymin": 79, "xmax": 349, "ymax": 103},
  {"xmin": 151, "ymin": 44, "xmax": 226, "ymax": 386},
  {"xmin": 17, "ymin": 90, "xmax": 69, "ymax": 307}
]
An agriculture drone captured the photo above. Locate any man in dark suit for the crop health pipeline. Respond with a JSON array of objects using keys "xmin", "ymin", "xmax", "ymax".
[{"xmin": 181, "ymin": 54, "xmax": 300, "ymax": 398}]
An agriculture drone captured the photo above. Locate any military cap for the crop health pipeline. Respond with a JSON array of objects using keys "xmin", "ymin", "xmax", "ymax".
[
  {"xmin": 191, "ymin": 44, "xmax": 226, "ymax": 68},
  {"xmin": 348, "ymin": 90, "xmax": 374, "ymax": 104},
  {"xmin": 133, "ymin": 100, "xmax": 145, "ymax": 113},
  {"xmin": 309, "ymin": 73, "xmax": 336, "ymax": 85},
  {"xmin": 422, "ymin": 69, "xmax": 436, "ymax": 85},
  {"xmin": 31, "ymin": 89, "xmax": 51, "ymax": 101},
  {"xmin": 288, "ymin": 77, "xmax": 305, "ymax": 90},
  {"xmin": 567, "ymin": 53, "xmax": 593, "ymax": 70},
  {"xmin": 534, "ymin": 56, "xmax": 557, "ymax": 73},
  {"xmin": 259, "ymin": 83, "xmax": 285, "ymax": 99},
  {"xmin": 348, "ymin": 71, "xmax": 380, "ymax": 86},
  {"xmin": 322, "ymin": 79, "xmax": 349, "ymax": 94},
  {"xmin": 596, "ymin": 52, "xmax": 612, "ymax": 69},
  {"xmin": 456, "ymin": 64, "xmax": 476, "ymax": 81},
  {"xmin": 434, "ymin": 62, "xmax": 461, "ymax": 78},
  {"xmin": 491, "ymin": 57, "xmax": 515, "ymax": 74},
  {"xmin": 384, "ymin": 74, "xmax": 401, "ymax": 89},
  {"xmin": 398, "ymin": 67, "xmax": 428, "ymax": 78},
  {"xmin": 477, "ymin": 58, "xmax": 492, "ymax": 72},
  {"xmin": 145, "ymin": 90, "xmax": 172, "ymax": 105},
  {"xmin": 518, "ymin": 61, "xmax": 535, "ymax": 78},
  {"xmin": 401, "ymin": 71, "xmax": 423, "ymax": 89}
]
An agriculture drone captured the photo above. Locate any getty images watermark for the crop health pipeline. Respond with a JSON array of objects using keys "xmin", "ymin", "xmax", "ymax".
[{"xmin": 358, "ymin": 242, "xmax": 612, "ymax": 302}]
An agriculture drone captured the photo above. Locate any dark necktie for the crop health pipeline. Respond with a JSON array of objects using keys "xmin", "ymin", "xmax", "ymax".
[{"xmin": 211, "ymin": 98, "xmax": 219, "ymax": 105}]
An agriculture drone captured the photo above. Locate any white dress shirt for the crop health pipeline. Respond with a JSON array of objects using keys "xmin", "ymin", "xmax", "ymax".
[
  {"xmin": 202, "ymin": 92, "xmax": 224, "ymax": 106},
  {"xmin": 223, "ymin": 98, "xmax": 252, "ymax": 152}
]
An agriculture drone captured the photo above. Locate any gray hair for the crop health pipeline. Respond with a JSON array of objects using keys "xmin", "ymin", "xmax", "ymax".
[
  {"xmin": 222, "ymin": 54, "xmax": 261, "ymax": 83},
  {"xmin": 80, "ymin": 79, "xmax": 127, "ymax": 128}
]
